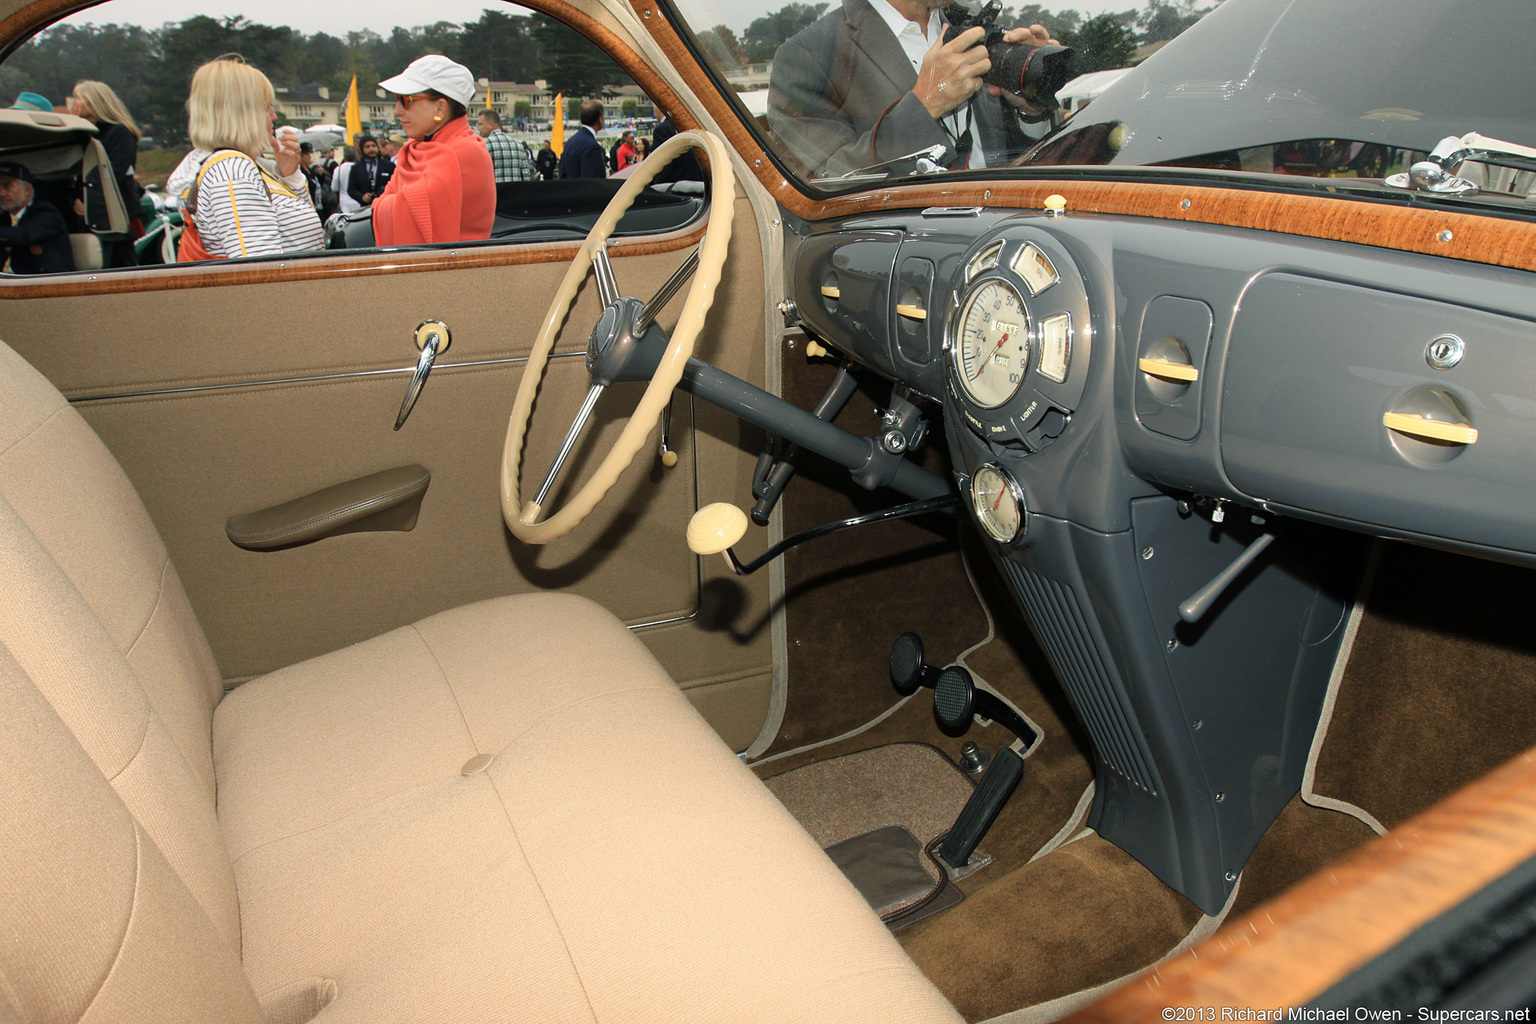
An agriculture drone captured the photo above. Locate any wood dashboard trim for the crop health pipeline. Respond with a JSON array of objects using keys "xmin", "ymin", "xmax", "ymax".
[
  {"xmin": 1067, "ymin": 743, "xmax": 1536, "ymax": 1018},
  {"xmin": 628, "ymin": 0, "xmax": 1536, "ymax": 275},
  {"xmin": 0, "ymin": 0, "xmax": 703, "ymax": 298}
]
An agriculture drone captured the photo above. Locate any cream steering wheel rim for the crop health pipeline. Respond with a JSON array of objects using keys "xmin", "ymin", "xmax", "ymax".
[{"xmin": 500, "ymin": 130, "xmax": 735, "ymax": 544}]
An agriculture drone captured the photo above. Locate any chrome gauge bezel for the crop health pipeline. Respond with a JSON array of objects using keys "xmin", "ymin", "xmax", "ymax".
[
  {"xmin": 969, "ymin": 463, "xmax": 1027, "ymax": 544},
  {"xmin": 945, "ymin": 276, "xmax": 1032, "ymax": 410},
  {"xmin": 943, "ymin": 230, "xmax": 1092, "ymax": 452}
]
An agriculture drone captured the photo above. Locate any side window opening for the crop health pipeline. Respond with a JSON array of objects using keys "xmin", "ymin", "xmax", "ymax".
[{"xmin": 0, "ymin": 1, "xmax": 700, "ymax": 276}]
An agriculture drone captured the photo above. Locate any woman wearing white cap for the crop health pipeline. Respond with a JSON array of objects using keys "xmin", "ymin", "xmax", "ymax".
[{"xmin": 371, "ymin": 55, "xmax": 495, "ymax": 247}]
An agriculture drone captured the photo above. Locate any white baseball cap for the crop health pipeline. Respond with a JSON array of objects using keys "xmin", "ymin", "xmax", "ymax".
[{"xmin": 379, "ymin": 55, "xmax": 476, "ymax": 107}]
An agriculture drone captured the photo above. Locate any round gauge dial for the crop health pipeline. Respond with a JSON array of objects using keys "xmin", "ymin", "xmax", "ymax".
[
  {"xmin": 952, "ymin": 279, "xmax": 1031, "ymax": 408},
  {"xmin": 970, "ymin": 464, "xmax": 1025, "ymax": 544}
]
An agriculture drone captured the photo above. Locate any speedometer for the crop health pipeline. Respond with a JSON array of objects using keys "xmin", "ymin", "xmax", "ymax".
[{"xmin": 951, "ymin": 279, "xmax": 1030, "ymax": 408}]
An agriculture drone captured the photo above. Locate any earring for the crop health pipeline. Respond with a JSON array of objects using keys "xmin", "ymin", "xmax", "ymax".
[{"xmin": 434, "ymin": 115, "xmax": 442, "ymax": 122}]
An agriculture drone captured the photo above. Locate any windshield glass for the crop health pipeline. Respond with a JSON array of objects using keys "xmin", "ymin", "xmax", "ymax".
[{"xmin": 664, "ymin": 0, "xmax": 1536, "ymax": 209}]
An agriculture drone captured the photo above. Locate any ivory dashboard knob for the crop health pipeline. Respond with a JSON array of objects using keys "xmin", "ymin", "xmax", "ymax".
[
  {"xmin": 686, "ymin": 502, "xmax": 748, "ymax": 555},
  {"xmin": 805, "ymin": 340, "xmax": 829, "ymax": 359}
]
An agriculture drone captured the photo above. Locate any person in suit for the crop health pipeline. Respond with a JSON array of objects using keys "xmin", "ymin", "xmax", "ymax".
[
  {"xmin": 768, "ymin": 0, "xmax": 1057, "ymax": 179},
  {"xmin": 559, "ymin": 100, "xmax": 607, "ymax": 179},
  {"xmin": 535, "ymin": 139, "xmax": 559, "ymax": 180},
  {"xmin": 0, "ymin": 161, "xmax": 75, "ymax": 274},
  {"xmin": 346, "ymin": 135, "xmax": 394, "ymax": 209},
  {"xmin": 650, "ymin": 117, "xmax": 705, "ymax": 184}
]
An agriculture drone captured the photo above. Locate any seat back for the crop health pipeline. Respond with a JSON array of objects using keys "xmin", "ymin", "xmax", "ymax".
[
  {"xmin": 0, "ymin": 646, "xmax": 261, "ymax": 1022},
  {"xmin": 0, "ymin": 340, "xmax": 224, "ymax": 792},
  {"xmin": 69, "ymin": 231, "xmax": 104, "ymax": 270},
  {"xmin": 0, "ymin": 339, "xmax": 252, "ymax": 1009}
]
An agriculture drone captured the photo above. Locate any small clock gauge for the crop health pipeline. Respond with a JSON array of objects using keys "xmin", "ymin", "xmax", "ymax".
[{"xmin": 970, "ymin": 463, "xmax": 1026, "ymax": 544}]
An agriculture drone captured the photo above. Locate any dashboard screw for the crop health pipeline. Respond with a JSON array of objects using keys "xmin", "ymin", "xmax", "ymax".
[
  {"xmin": 1192, "ymin": 718, "xmax": 1203, "ymax": 729},
  {"xmin": 883, "ymin": 430, "xmax": 908, "ymax": 454},
  {"xmin": 1166, "ymin": 638, "xmax": 1179, "ymax": 652},
  {"xmin": 1437, "ymin": 229, "xmax": 1454, "ymax": 242},
  {"xmin": 1180, "ymin": 198, "xmax": 1191, "ymax": 210},
  {"xmin": 1141, "ymin": 546, "xmax": 1154, "ymax": 560},
  {"xmin": 786, "ymin": 338, "xmax": 796, "ymax": 349},
  {"xmin": 1215, "ymin": 792, "xmax": 1225, "ymax": 803},
  {"xmin": 1225, "ymin": 871, "xmax": 1237, "ymax": 882}
]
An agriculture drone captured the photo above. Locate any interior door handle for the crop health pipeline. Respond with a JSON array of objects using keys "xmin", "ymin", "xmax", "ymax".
[{"xmin": 395, "ymin": 320, "xmax": 451, "ymax": 430}]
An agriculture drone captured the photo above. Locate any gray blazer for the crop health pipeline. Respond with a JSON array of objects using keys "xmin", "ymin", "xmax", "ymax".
[{"xmin": 767, "ymin": 0, "xmax": 1038, "ymax": 179}]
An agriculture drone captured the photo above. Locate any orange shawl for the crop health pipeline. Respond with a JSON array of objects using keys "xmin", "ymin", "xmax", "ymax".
[{"xmin": 373, "ymin": 116, "xmax": 495, "ymax": 246}]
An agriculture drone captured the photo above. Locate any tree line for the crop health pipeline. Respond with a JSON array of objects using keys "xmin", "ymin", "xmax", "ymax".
[
  {"xmin": 0, "ymin": 9, "xmax": 635, "ymax": 144},
  {"xmin": 703, "ymin": 0, "xmax": 1216, "ymax": 78}
]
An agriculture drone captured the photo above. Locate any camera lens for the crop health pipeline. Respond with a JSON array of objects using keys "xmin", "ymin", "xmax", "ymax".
[{"xmin": 986, "ymin": 40, "xmax": 1075, "ymax": 108}]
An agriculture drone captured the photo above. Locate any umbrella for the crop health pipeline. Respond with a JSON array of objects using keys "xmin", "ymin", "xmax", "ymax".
[
  {"xmin": 308, "ymin": 123, "xmax": 346, "ymax": 133},
  {"xmin": 298, "ymin": 130, "xmax": 343, "ymax": 149}
]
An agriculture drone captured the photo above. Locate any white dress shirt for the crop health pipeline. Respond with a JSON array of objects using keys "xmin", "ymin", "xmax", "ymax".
[{"xmin": 867, "ymin": 0, "xmax": 988, "ymax": 168}]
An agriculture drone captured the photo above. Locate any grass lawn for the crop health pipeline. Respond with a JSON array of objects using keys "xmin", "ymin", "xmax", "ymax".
[{"xmin": 136, "ymin": 147, "xmax": 192, "ymax": 189}]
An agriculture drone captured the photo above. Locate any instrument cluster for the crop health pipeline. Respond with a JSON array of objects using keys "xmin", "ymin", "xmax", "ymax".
[{"xmin": 943, "ymin": 229, "xmax": 1092, "ymax": 456}]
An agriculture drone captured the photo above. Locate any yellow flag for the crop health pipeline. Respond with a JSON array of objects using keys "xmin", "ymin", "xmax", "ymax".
[
  {"xmin": 344, "ymin": 75, "xmax": 362, "ymax": 149},
  {"xmin": 552, "ymin": 91, "xmax": 564, "ymax": 157}
]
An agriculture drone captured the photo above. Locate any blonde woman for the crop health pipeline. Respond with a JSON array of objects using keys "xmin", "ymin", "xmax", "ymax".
[
  {"xmin": 165, "ymin": 58, "xmax": 322, "ymax": 261},
  {"xmin": 68, "ymin": 80, "xmax": 143, "ymax": 265}
]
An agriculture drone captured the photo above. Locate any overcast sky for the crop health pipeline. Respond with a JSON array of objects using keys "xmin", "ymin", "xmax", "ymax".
[{"xmin": 63, "ymin": 0, "xmax": 1141, "ymax": 42}]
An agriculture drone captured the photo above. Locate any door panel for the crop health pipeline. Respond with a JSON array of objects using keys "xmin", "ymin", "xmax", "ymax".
[{"xmin": 0, "ymin": 194, "xmax": 776, "ymax": 750}]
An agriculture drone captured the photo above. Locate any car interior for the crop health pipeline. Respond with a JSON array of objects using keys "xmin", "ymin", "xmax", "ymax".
[{"xmin": 3, "ymin": 0, "xmax": 1536, "ymax": 1020}]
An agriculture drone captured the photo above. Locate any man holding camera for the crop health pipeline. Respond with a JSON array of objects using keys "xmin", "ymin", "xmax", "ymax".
[{"xmin": 769, "ymin": 0, "xmax": 1059, "ymax": 179}]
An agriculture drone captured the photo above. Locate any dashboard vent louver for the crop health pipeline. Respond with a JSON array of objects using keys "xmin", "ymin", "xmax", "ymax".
[{"xmin": 1000, "ymin": 560, "xmax": 1159, "ymax": 795}]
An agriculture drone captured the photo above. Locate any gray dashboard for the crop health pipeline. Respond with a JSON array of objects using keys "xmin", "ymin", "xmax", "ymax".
[
  {"xmin": 783, "ymin": 206, "xmax": 1536, "ymax": 913},
  {"xmin": 788, "ymin": 207, "xmax": 1536, "ymax": 560}
]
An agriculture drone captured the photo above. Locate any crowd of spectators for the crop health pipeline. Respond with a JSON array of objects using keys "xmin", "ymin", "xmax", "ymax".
[{"xmin": 2, "ymin": 53, "xmax": 704, "ymax": 273}]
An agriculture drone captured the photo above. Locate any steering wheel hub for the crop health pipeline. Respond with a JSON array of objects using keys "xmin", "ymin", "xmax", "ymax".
[{"xmin": 586, "ymin": 296, "xmax": 667, "ymax": 386}]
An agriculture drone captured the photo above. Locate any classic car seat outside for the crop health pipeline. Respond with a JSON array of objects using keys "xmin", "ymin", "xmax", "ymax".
[{"xmin": 0, "ymin": 338, "xmax": 962, "ymax": 1023}]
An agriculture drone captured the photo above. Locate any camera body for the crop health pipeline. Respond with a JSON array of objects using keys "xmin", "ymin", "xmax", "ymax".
[{"xmin": 940, "ymin": 0, "xmax": 1074, "ymax": 113}]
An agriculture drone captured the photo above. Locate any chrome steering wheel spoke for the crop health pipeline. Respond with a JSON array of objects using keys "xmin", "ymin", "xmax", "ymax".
[
  {"xmin": 635, "ymin": 247, "xmax": 700, "ymax": 334},
  {"xmin": 532, "ymin": 383, "xmax": 606, "ymax": 508},
  {"xmin": 592, "ymin": 242, "xmax": 620, "ymax": 308}
]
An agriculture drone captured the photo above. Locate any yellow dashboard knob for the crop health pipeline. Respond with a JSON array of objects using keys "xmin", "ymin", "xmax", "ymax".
[
  {"xmin": 686, "ymin": 502, "xmax": 749, "ymax": 555},
  {"xmin": 1043, "ymin": 194, "xmax": 1067, "ymax": 217},
  {"xmin": 805, "ymin": 340, "xmax": 828, "ymax": 359}
]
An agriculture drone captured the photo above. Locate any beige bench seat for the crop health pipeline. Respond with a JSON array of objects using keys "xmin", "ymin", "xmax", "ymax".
[{"xmin": 0, "ymin": 337, "xmax": 964, "ymax": 1024}]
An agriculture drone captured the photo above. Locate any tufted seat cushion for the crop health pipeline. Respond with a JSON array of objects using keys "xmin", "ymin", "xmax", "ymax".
[{"xmin": 0, "ymin": 337, "xmax": 964, "ymax": 1024}]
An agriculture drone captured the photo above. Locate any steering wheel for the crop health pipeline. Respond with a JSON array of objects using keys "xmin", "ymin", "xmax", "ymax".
[{"xmin": 500, "ymin": 129, "xmax": 735, "ymax": 544}]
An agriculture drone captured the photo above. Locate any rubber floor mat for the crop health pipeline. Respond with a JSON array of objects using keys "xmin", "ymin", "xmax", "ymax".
[{"xmin": 765, "ymin": 743, "xmax": 985, "ymax": 923}]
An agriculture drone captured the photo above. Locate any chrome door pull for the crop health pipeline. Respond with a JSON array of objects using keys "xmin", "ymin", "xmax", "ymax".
[{"xmin": 395, "ymin": 320, "xmax": 451, "ymax": 431}]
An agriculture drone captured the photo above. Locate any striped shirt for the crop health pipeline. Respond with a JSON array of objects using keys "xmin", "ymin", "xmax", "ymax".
[
  {"xmin": 189, "ymin": 151, "xmax": 324, "ymax": 259},
  {"xmin": 484, "ymin": 129, "xmax": 535, "ymax": 183}
]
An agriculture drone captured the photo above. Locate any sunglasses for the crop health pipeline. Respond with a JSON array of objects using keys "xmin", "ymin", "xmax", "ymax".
[{"xmin": 394, "ymin": 93, "xmax": 438, "ymax": 107}]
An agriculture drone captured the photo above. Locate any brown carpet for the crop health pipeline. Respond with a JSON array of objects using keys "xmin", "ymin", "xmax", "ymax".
[
  {"xmin": 764, "ymin": 743, "xmax": 975, "ymax": 853},
  {"xmin": 1311, "ymin": 543, "xmax": 1536, "ymax": 829},
  {"xmin": 900, "ymin": 834, "xmax": 1203, "ymax": 1022},
  {"xmin": 1228, "ymin": 796, "xmax": 1377, "ymax": 918}
]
